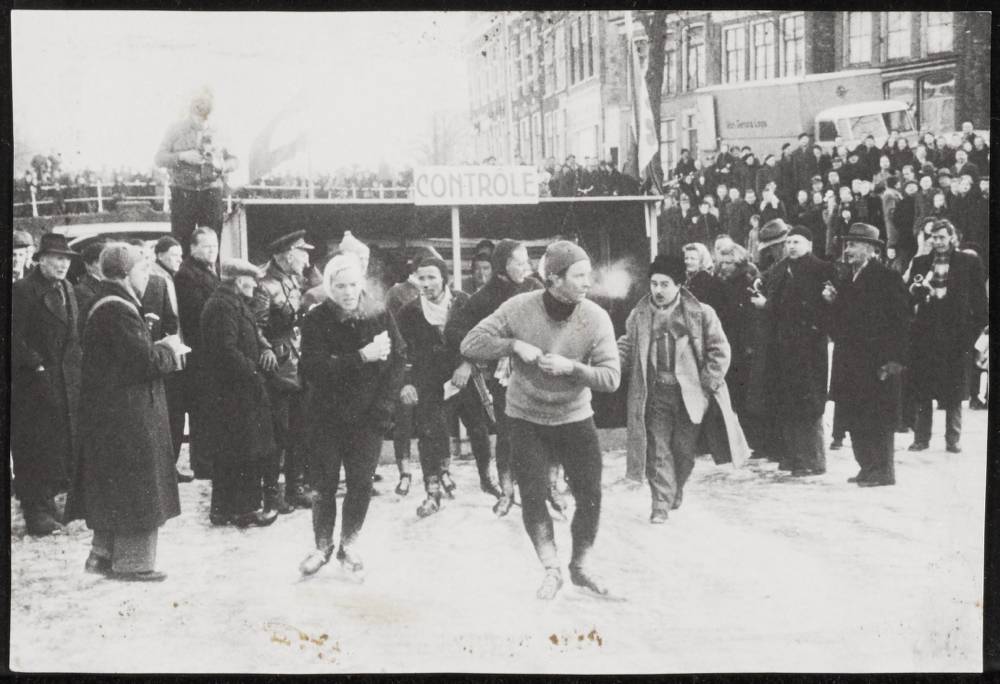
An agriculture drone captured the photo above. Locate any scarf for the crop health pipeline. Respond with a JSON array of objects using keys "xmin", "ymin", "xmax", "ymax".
[
  {"xmin": 420, "ymin": 289, "xmax": 452, "ymax": 330},
  {"xmin": 543, "ymin": 289, "xmax": 577, "ymax": 322}
]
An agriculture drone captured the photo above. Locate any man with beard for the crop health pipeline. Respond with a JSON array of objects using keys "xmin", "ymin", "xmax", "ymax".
[
  {"xmin": 253, "ymin": 230, "xmax": 316, "ymax": 513},
  {"xmin": 445, "ymin": 240, "xmax": 542, "ymax": 517},
  {"xmin": 750, "ymin": 224, "xmax": 834, "ymax": 476},
  {"xmin": 201, "ymin": 260, "xmax": 277, "ymax": 528},
  {"xmin": 824, "ymin": 224, "xmax": 909, "ymax": 487},
  {"xmin": 11, "ymin": 233, "xmax": 83, "ymax": 536},
  {"xmin": 461, "ymin": 241, "xmax": 621, "ymax": 600},
  {"xmin": 398, "ymin": 257, "xmax": 502, "ymax": 518},
  {"xmin": 298, "ymin": 253, "xmax": 406, "ymax": 578},
  {"xmin": 906, "ymin": 219, "xmax": 987, "ymax": 453},
  {"xmin": 174, "ymin": 227, "xmax": 221, "ymax": 478}
]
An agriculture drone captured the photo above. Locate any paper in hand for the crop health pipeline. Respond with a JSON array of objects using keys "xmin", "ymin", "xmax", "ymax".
[{"xmin": 443, "ymin": 379, "xmax": 461, "ymax": 401}]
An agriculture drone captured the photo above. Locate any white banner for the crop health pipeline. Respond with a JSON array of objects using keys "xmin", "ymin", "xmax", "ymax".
[{"xmin": 413, "ymin": 165, "xmax": 539, "ymax": 205}]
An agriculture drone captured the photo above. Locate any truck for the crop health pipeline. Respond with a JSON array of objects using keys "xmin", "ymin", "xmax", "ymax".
[{"xmin": 692, "ymin": 68, "xmax": 918, "ymax": 157}]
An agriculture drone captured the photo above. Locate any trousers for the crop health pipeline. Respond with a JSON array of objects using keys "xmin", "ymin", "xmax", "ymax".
[
  {"xmin": 310, "ymin": 422, "xmax": 382, "ymax": 553},
  {"xmin": 509, "ymin": 416, "xmax": 602, "ymax": 571},
  {"xmin": 169, "ymin": 186, "xmax": 223, "ymax": 252},
  {"xmin": 776, "ymin": 415, "xmax": 826, "ymax": 473},
  {"xmin": 645, "ymin": 381, "xmax": 700, "ymax": 513},
  {"xmin": 914, "ymin": 400, "xmax": 962, "ymax": 447},
  {"xmin": 265, "ymin": 388, "xmax": 309, "ymax": 494},
  {"xmin": 91, "ymin": 528, "xmax": 158, "ymax": 573}
]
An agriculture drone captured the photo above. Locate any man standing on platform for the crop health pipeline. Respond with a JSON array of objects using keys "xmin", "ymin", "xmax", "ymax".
[
  {"xmin": 824, "ymin": 224, "xmax": 909, "ymax": 487},
  {"xmin": 461, "ymin": 241, "xmax": 621, "ymax": 600},
  {"xmin": 253, "ymin": 230, "xmax": 316, "ymax": 512},
  {"xmin": 155, "ymin": 87, "xmax": 238, "ymax": 250}
]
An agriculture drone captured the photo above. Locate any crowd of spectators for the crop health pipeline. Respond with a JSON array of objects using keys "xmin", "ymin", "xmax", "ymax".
[{"xmin": 657, "ymin": 123, "xmax": 990, "ymax": 268}]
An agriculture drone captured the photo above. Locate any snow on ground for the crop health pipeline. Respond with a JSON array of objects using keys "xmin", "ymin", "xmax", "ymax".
[{"xmin": 9, "ymin": 403, "xmax": 986, "ymax": 673}]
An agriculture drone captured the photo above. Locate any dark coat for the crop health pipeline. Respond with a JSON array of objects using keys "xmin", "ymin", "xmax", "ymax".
[
  {"xmin": 759, "ymin": 198, "xmax": 787, "ymax": 226},
  {"xmin": 74, "ymin": 272, "xmax": 102, "ymax": 326},
  {"xmin": 200, "ymin": 284, "xmax": 275, "ymax": 463},
  {"xmin": 11, "ymin": 268, "xmax": 83, "ymax": 489},
  {"xmin": 721, "ymin": 199, "xmax": 752, "ymax": 247},
  {"xmin": 299, "ymin": 294, "xmax": 406, "ymax": 432},
  {"xmin": 445, "ymin": 274, "xmax": 541, "ymax": 366},
  {"xmin": 755, "ymin": 165, "xmax": 778, "ymax": 198},
  {"xmin": 790, "ymin": 147, "xmax": 817, "ymax": 193},
  {"xmin": 685, "ymin": 270, "xmax": 728, "ymax": 315},
  {"xmin": 141, "ymin": 273, "xmax": 179, "ymax": 341},
  {"xmin": 656, "ymin": 206, "xmax": 690, "ymax": 257},
  {"xmin": 682, "ymin": 212, "xmax": 719, "ymax": 250},
  {"xmin": 174, "ymin": 256, "xmax": 220, "ymax": 367},
  {"xmin": 398, "ymin": 291, "xmax": 471, "ymax": 399},
  {"xmin": 906, "ymin": 249, "xmax": 988, "ymax": 405},
  {"xmin": 749, "ymin": 253, "xmax": 835, "ymax": 419},
  {"xmin": 65, "ymin": 281, "xmax": 180, "ymax": 531},
  {"xmin": 828, "ymin": 260, "xmax": 909, "ymax": 424}
]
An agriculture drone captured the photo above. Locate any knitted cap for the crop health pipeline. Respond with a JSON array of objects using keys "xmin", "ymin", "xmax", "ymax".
[
  {"xmin": 220, "ymin": 259, "xmax": 264, "ymax": 280},
  {"xmin": 543, "ymin": 240, "xmax": 589, "ymax": 277},
  {"xmin": 758, "ymin": 218, "xmax": 790, "ymax": 249},
  {"xmin": 787, "ymin": 224, "xmax": 814, "ymax": 243},
  {"xmin": 13, "ymin": 230, "xmax": 33, "ymax": 249},
  {"xmin": 649, "ymin": 254, "xmax": 685, "ymax": 285},
  {"xmin": 339, "ymin": 231, "xmax": 370, "ymax": 258},
  {"xmin": 100, "ymin": 242, "xmax": 145, "ymax": 280}
]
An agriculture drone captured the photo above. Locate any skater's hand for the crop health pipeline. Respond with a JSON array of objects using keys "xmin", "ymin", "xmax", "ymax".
[
  {"xmin": 450, "ymin": 361, "xmax": 472, "ymax": 388},
  {"xmin": 259, "ymin": 349, "xmax": 278, "ymax": 372},
  {"xmin": 877, "ymin": 361, "xmax": 904, "ymax": 381},
  {"xmin": 538, "ymin": 353, "xmax": 575, "ymax": 376},
  {"xmin": 512, "ymin": 340, "xmax": 543, "ymax": 364},
  {"xmin": 360, "ymin": 333, "xmax": 391, "ymax": 363},
  {"xmin": 750, "ymin": 292, "xmax": 767, "ymax": 309},
  {"xmin": 400, "ymin": 384, "xmax": 418, "ymax": 405},
  {"xmin": 821, "ymin": 282, "xmax": 837, "ymax": 303},
  {"xmin": 178, "ymin": 150, "xmax": 203, "ymax": 165}
]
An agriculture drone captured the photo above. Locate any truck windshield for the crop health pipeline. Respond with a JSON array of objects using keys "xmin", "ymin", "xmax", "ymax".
[
  {"xmin": 883, "ymin": 109, "xmax": 915, "ymax": 133},
  {"xmin": 848, "ymin": 114, "xmax": 887, "ymax": 140}
]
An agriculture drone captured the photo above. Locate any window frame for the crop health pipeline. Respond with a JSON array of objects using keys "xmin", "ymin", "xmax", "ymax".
[
  {"xmin": 924, "ymin": 12, "xmax": 954, "ymax": 55},
  {"xmin": 723, "ymin": 24, "xmax": 747, "ymax": 84},
  {"xmin": 885, "ymin": 11, "xmax": 912, "ymax": 60},
  {"xmin": 846, "ymin": 12, "xmax": 873, "ymax": 65},
  {"xmin": 780, "ymin": 13, "xmax": 805, "ymax": 77},
  {"xmin": 750, "ymin": 19, "xmax": 776, "ymax": 81},
  {"xmin": 684, "ymin": 23, "xmax": 707, "ymax": 91}
]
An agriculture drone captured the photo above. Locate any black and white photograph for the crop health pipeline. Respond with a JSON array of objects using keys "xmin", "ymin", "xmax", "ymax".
[{"xmin": 7, "ymin": 8, "xmax": 992, "ymax": 674}]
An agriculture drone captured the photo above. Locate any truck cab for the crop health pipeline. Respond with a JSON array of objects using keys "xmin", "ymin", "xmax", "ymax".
[{"xmin": 814, "ymin": 100, "xmax": 917, "ymax": 152}]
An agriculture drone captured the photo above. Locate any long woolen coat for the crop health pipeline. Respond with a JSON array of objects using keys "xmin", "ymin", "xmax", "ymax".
[
  {"xmin": 65, "ymin": 281, "xmax": 180, "ymax": 531},
  {"xmin": 906, "ymin": 249, "xmax": 988, "ymax": 405},
  {"xmin": 828, "ymin": 260, "xmax": 910, "ymax": 424},
  {"xmin": 11, "ymin": 268, "xmax": 83, "ymax": 491},
  {"xmin": 200, "ymin": 284, "xmax": 275, "ymax": 465},
  {"xmin": 748, "ymin": 253, "xmax": 835, "ymax": 420},
  {"xmin": 618, "ymin": 290, "xmax": 750, "ymax": 482}
]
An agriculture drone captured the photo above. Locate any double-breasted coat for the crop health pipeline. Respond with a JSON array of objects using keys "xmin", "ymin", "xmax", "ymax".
[
  {"xmin": 906, "ymin": 249, "xmax": 988, "ymax": 405},
  {"xmin": 11, "ymin": 268, "xmax": 82, "ymax": 497},
  {"xmin": 619, "ymin": 290, "xmax": 750, "ymax": 482},
  {"xmin": 200, "ymin": 283, "xmax": 275, "ymax": 466},
  {"xmin": 65, "ymin": 281, "xmax": 180, "ymax": 531},
  {"xmin": 748, "ymin": 253, "xmax": 835, "ymax": 420},
  {"xmin": 828, "ymin": 260, "xmax": 910, "ymax": 424}
]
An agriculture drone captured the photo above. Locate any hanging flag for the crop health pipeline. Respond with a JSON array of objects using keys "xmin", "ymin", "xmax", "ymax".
[
  {"xmin": 626, "ymin": 11, "xmax": 663, "ymax": 195},
  {"xmin": 248, "ymin": 98, "xmax": 311, "ymax": 182}
]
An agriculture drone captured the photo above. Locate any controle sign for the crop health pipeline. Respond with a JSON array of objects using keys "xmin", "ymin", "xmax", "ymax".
[{"xmin": 413, "ymin": 166, "xmax": 539, "ymax": 205}]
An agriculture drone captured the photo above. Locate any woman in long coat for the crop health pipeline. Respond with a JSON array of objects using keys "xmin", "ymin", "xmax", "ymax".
[{"xmin": 66, "ymin": 243, "xmax": 180, "ymax": 581}]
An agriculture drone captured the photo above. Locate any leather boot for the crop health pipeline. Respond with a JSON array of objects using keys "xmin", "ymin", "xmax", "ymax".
[
  {"xmin": 417, "ymin": 477, "xmax": 443, "ymax": 518},
  {"xmin": 264, "ymin": 485, "xmax": 295, "ymax": 515},
  {"xmin": 285, "ymin": 482, "xmax": 314, "ymax": 509},
  {"xmin": 493, "ymin": 471, "xmax": 515, "ymax": 517}
]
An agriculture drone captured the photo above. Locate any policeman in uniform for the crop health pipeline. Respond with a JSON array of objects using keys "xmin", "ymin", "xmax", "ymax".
[{"xmin": 253, "ymin": 230, "xmax": 316, "ymax": 511}]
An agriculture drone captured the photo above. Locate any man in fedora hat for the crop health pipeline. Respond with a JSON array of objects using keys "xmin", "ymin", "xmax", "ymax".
[
  {"xmin": 252, "ymin": 229, "xmax": 316, "ymax": 512},
  {"xmin": 201, "ymin": 259, "xmax": 278, "ymax": 528},
  {"xmin": 823, "ymin": 224, "xmax": 909, "ymax": 486},
  {"xmin": 11, "ymin": 232, "xmax": 83, "ymax": 535}
]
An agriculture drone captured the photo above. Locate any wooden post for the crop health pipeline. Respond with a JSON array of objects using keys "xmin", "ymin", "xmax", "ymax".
[
  {"xmin": 163, "ymin": 183, "xmax": 171, "ymax": 213},
  {"xmin": 30, "ymin": 185, "xmax": 38, "ymax": 218},
  {"xmin": 451, "ymin": 206, "xmax": 462, "ymax": 292},
  {"xmin": 96, "ymin": 180, "xmax": 104, "ymax": 213}
]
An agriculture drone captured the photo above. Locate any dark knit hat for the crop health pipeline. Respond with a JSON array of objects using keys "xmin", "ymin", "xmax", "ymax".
[
  {"xmin": 649, "ymin": 254, "xmax": 685, "ymax": 285},
  {"xmin": 414, "ymin": 255, "xmax": 450, "ymax": 281},
  {"xmin": 544, "ymin": 240, "xmax": 589, "ymax": 277},
  {"xmin": 788, "ymin": 224, "xmax": 814, "ymax": 242},
  {"xmin": 220, "ymin": 259, "xmax": 265, "ymax": 281}
]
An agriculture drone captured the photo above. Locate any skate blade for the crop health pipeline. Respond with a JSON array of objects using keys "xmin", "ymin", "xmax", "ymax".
[{"xmin": 573, "ymin": 585, "xmax": 626, "ymax": 602}]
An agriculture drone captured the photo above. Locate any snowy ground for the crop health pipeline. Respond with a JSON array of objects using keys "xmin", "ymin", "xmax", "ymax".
[{"xmin": 9, "ymin": 402, "xmax": 986, "ymax": 674}]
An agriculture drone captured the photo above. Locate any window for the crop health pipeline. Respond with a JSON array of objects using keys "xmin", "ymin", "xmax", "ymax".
[
  {"xmin": 925, "ymin": 12, "xmax": 953, "ymax": 54},
  {"xmin": 634, "ymin": 36, "xmax": 649, "ymax": 74},
  {"xmin": 544, "ymin": 112, "xmax": 553, "ymax": 156},
  {"xmin": 568, "ymin": 21, "xmax": 578, "ymax": 84},
  {"xmin": 751, "ymin": 21, "xmax": 775, "ymax": 80},
  {"xmin": 685, "ymin": 25, "xmax": 706, "ymax": 90},
  {"xmin": 519, "ymin": 118, "xmax": 531, "ymax": 160},
  {"xmin": 723, "ymin": 26, "xmax": 747, "ymax": 83},
  {"xmin": 663, "ymin": 32, "xmax": 677, "ymax": 95},
  {"xmin": 532, "ymin": 112, "xmax": 542, "ymax": 161},
  {"xmin": 555, "ymin": 24, "xmax": 567, "ymax": 91},
  {"xmin": 920, "ymin": 72, "xmax": 955, "ymax": 132},
  {"xmin": 885, "ymin": 12, "xmax": 911, "ymax": 59},
  {"xmin": 884, "ymin": 79, "xmax": 916, "ymax": 113},
  {"xmin": 817, "ymin": 120, "xmax": 839, "ymax": 142},
  {"xmin": 781, "ymin": 14, "xmax": 805, "ymax": 77},
  {"xmin": 586, "ymin": 13, "xmax": 596, "ymax": 78},
  {"xmin": 846, "ymin": 12, "xmax": 872, "ymax": 64},
  {"xmin": 576, "ymin": 17, "xmax": 587, "ymax": 82},
  {"xmin": 589, "ymin": 13, "xmax": 599, "ymax": 78},
  {"xmin": 543, "ymin": 33, "xmax": 555, "ymax": 94},
  {"xmin": 684, "ymin": 112, "xmax": 698, "ymax": 157},
  {"xmin": 660, "ymin": 119, "xmax": 677, "ymax": 177}
]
